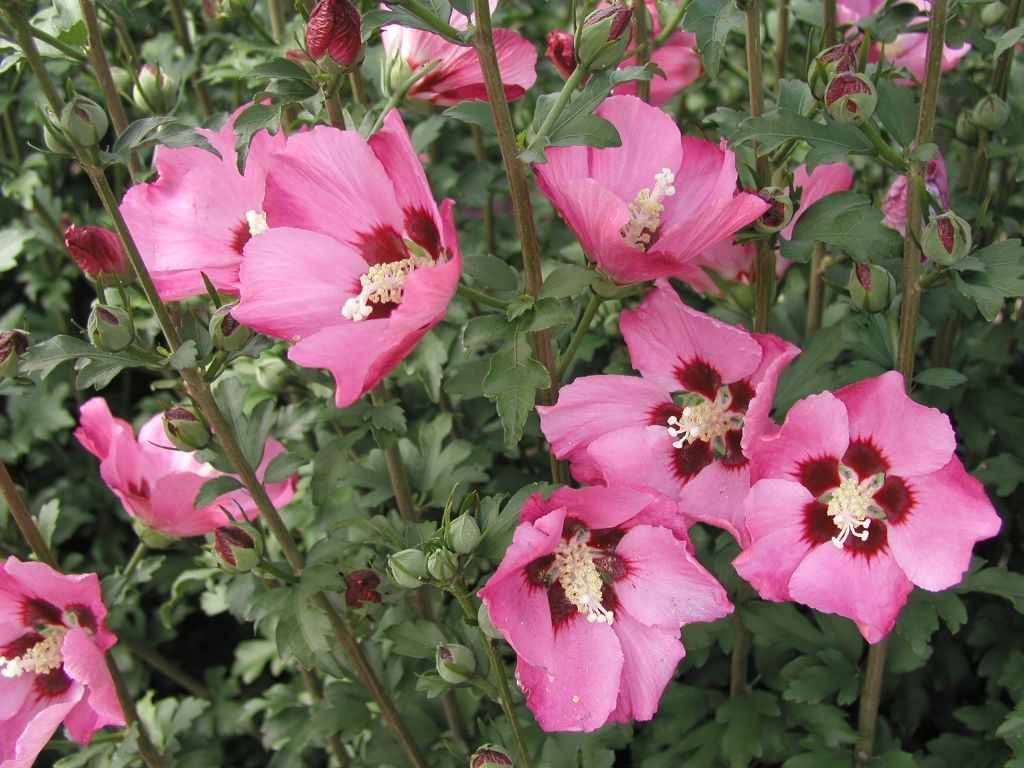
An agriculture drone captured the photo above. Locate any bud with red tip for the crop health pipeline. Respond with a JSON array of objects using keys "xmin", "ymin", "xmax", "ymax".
[
  {"xmin": 0, "ymin": 330, "xmax": 29, "ymax": 379},
  {"xmin": 922, "ymin": 212, "xmax": 972, "ymax": 266},
  {"xmin": 132, "ymin": 64, "xmax": 178, "ymax": 114},
  {"xmin": 210, "ymin": 303, "xmax": 253, "ymax": 352},
  {"xmin": 65, "ymin": 223, "xmax": 129, "ymax": 278},
  {"xmin": 214, "ymin": 522, "xmax": 264, "ymax": 574},
  {"xmin": 754, "ymin": 187, "xmax": 794, "ymax": 234},
  {"xmin": 87, "ymin": 305, "xmax": 133, "ymax": 351},
  {"xmin": 163, "ymin": 406, "xmax": 211, "ymax": 451},
  {"xmin": 577, "ymin": 4, "xmax": 633, "ymax": 72},
  {"xmin": 808, "ymin": 43, "xmax": 858, "ymax": 98},
  {"xmin": 306, "ymin": 0, "xmax": 363, "ymax": 72},
  {"xmin": 345, "ymin": 569, "xmax": 382, "ymax": 609},
  {"xmin": 545, "ymin": 30, "xmax": 577, "ymax": 79},
  {"xmin": 971, "ymin": 95, "xmax": 1010, "ymax": 133},
  {"xmin": 848, "ymin": 262, "xmax": 895, "ymax": 313},
  {"xmin": 470, "ymin": 745, "xmax": 513, "ymax": 768},
  {"xmin": 824, "ymin": 73, "xmax": 877, "ymax": 125},
  {"xmin": 436, "ymin": 643, "xmax": 476, "ymax": 684},
  {"xmin": 60, "ymin": 97, "xmax": 109, "ymax": 148}
]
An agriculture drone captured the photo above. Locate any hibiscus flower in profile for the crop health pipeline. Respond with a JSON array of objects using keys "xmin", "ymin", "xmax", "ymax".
[
  {"xmin": 74, "ymin": 398, "xmax": 296, "ymax": 538},
  {"xmin": 734, "ymin": 371, "xmax": 1001, "ymax": 643},
  {"xmin": 534, "ymin": 95, "xmax": 768, "ymax": 285},
  {"xmin": 233, "ymin": 110, "xmax": 461, "ymax": 407},
  {"xmin": 478, "ymin": 486, "xmax": 732, "ymax": 732},
  {"xmin": 381, "ymin": 1, "xmax": 536, "ymax": 106},
  {"xmin": 0, "ymin": 557, "xmax": 124, "ymax": 767},
  {"xmin": 119, "ymin": 107, "xmax": 286, "ymax": 301},
  {"xmin": 881, "ymin": 152, "xmax": 950, "ymax": 235},
  {"xmin": 538, "ymin": 282, "xmax": 798, "ymax": 543}
]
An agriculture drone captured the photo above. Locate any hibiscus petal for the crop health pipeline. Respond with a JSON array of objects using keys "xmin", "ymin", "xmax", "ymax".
[
  {"xmin": 0, "ymin": 687, "xmax": 81, "ymax": 768},
  {"xmin": 676, "ymin": 461, "xmax": 752, "ymax": 545},
  {"xmin": 61, "ymin": 627, "xmax": 125, "ymax": 742},
  {"xmin": 369, "ymin": 110, "xmax": 444, "ymax": 235},
  {"xmin": 748, "ymin": 391, "xmax": 850, "ymax": 484},
  {"xmin": 606, "ymin": 612, "xmax": 685, "ymax": 723},
  {"xmin": 653, "ymin": 193, "xmax": 769, "ymax": 266},
  {"xmin": 741, "ymin": 332, "xmax": 801, "ymax": 452},
  {"xmin": 660, "ymin": 137, "xmax": 745, "ymax": 226},
  {"xmin": 587, "ymin": 424, "xmax": 686, "ymax": 499}
]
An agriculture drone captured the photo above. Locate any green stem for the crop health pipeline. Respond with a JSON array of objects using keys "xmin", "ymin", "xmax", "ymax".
[
  {"xmin": 119, "ymin": 636, "xmax": 212, "ymax": 699},
  {"xmin": 655, "ymin": 0, "xmax": 689, "ymax": 46},
  {"xmin": 395, "ymin": 0, "xmax": 464, "ymax": 40},
  {"xmin": 0, "ymin": 18, "xmax": 86, "ymax": 61},
  {"xmin": 456, "ymin": 282, "xmax": 509, "ymax": 310},
  {"xmin": 855, "ymin": 637, "xmax": 889, "ymax": 765},
  {"xmin": 805, "ymin": 242, "xmax": 827, "ymax": 337},
  {"xmin": 367, "ymin": 59, "xmax": 441, "ymax": 136},
  {"xmin": 774, "ymin": 0, "xmax": 789, "ymax": 84},
  {"xmin": 633, "ymin": 0, "xmax": 651, "ymax": 102},
  {"xmin": 531, "ymin": 64, "xmax": 587, "ymax": 146},
  {"xmin": 824, "ymin": 0, "xmax": 837, "ymax": 46},
  {"xmin": 452, "ymin": 584, "xmax": 533, "ymax": 768},
  {"xmin": 859, "ymin": 120, "xmax": 909, "ymax": 173},
  {"xmin": 267, "ymin": 0, "xmax": 286, "ymax": 41},
  {"xmin": 370, "ymin": 384, "xmax": 419, "ymax": 523},
  {"xmin": 257, "ymin": 560, "xmax": 297, "ymax": 582},
  {"xmin": 746, "ymin": 0, "xmax": 774, "ymax": 335},
  {"xmin": 556, "ymin": 294, "xmax": 602, "ymax": 381}
]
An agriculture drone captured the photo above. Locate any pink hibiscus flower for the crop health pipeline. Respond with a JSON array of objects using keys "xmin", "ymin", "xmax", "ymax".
[
  {"xmin": 74, "ymin": 398, "xmax": 296, "ymax": 538},
  {"xmin": 119, "ymin": 107, "xmax": 286, "ymax": 301},
  {"xmin": 232, "ymin": 110, "xmax": 461, "ymax": 407},
  {"xmin": 615, "ymin": 1, "xmax": 702, "ymax": 106},
  {"xmin": 538, "ymin": 282, "xmax": 798, "ymax": 543},
  {"xmin": 676, "ymin": 162, "xmax": 855, "ymax": 295},
  {"xmin": 881, "ymin": 152, "xmax": 950, "ymax": 235},
  {"xmin": 534, "ymin": 95, "xmax": 768, "ymax": 285},
  {"xmin": 734, "ymin": 371, "xmax": 1001, "ymax": 643},
  {"xmin": 0, "ymin": 557, "xmax": 124, "ymax": 768},
  {"xmin": 478, "ymin": 486, "xmax": 732, "ymax": 732},
  {"xmin": 381, "ymin": 1, "xmax": 536, "ymax": 106}
]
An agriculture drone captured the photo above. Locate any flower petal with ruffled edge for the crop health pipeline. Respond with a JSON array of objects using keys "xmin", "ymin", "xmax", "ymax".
[
  {"xmin": 605, "ymin": 612, "xmax": 685, "ymax": 724},
  {"xmin": 748, "ymin": 391, "xmax": 851, "ymax": 484}
]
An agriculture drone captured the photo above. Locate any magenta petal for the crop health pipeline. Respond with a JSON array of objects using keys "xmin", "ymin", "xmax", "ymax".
[
  {"xmin": 887, "ymin": 458, "xmax": 1002, "ymax": 591},
  {"xmin": 741, "ymin": 332, "xmax": 801, "ymax": 452},
  {"xmin": 0, "ymin": 690, "xmax": 81, "ymax": 768},
  {"xmin": 836, "ymin": 371, "xmax": 954, "ymax": 477},
  {"xmin": 654, "ymin": 193, "xmax": 769, "ymax": 266},
  {"xmin": 526, "ymin": 486, "xmax": 676, "ymax": 533},
  {"xmin": 606, "ymin": 612, "xmax": 685, "ymax": 723},
  {"xmin": 622, "ymin": 280, "xmax": 763, "ymax": 392},
  {"xmin": 676, "ymin": 461, "xmax": 752, "ymax": 545},
  {"xmin": 587, "ymin": 424, "xmax": 685, "ymax": 500},
  {"xmin": 369, "ymin": 110, "xmax": 444, "ymax": 232},
  {"xmin": 789, "ymin": 545, "xmax": 914, "ymax": 643},
  {"xmin": 748, "ymin": 391, "xmax": 850, "ymax": 484},
  {"xmin": 660, "ymin": 137, "xmax": 745, "ymax": 226},
  {"xmin": 150, "ymin": 472, "xmax": 224, "ymax": 537},
  {"xmin": 61, "ymin": 628, "xmax": 125, "ymax": 742}
]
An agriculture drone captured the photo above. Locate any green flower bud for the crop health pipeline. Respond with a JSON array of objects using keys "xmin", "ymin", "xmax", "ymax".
[
  {"xmin": 60, "ymin": 97, "xmax": 109, "ymax": 148},
  {"xmin": 213, "ymin": 522, "xmax": 264, "ymax": 573},
  {"xmin": 576, "ymin": 4, "xmax": 633, "ymax": 72},
  {"xmin": 848, "ymin": 263, "xmax": 895, "ymax": 313},
  {"xmin": 824, "ymin": 73, "xmax": 877, "ymax": 125},
  {"xmin": 131, "ymin": 517, "xmax": 180, "ymax": 549},
  {"xmin": 981, "ymin": 1, "xmax": 1006, "ymax": 25},
  {"xmin": 477, "ymin": 601, "xmax": 504, "ymax": 640},
  {"xmin": 955, "ymin": 110, "xmax": 978, "ymax": 143},
  {"xmin": 254, "ymin": 355, "xmax": 288, "ymax": 391},
  {"xmin": 109, "ymin": 66, "xmax": 132, "ymax": 95},
  {"xmin": 210, "ymin": 303, "xmax": 253, "ymax": 352},
  {"xmin": 87, "ymin": 305, "xmax": 133, "ymax": 351},
  {"xmin": 163, "ymin": 407, "xmax": 211, "ymax": 451},
  {"xmin": 807, "ymin": 43, "xmax": 858, "ymax": 99},
  {"xmin": 754, "ymin": 187, "xmax": 794, "ymax": 234},
  {"xmin": 132, "ymin": 64, "xmax": 178, "ymax": 114},
  {"xmin": 470, "ymin": 745, "xmax": 514, "ymax": 768},
  {"xmin": 971, "ymin": 95, "xmax": 1010, "ymax": 133},
  {"xmin": 449, "ymin": 513, "xmax": 481, "ymax": 555},
  {"xmin": 388, "ymin": 548, "xmax": 427, "ymax": 589},
  {"xmin": 0, "ymin": 330, "xmax": 29, "ymax": 380},
  {"xmin": 922, "ymin": 212, "xmax": 972, "ymax": 266},
  {"xmin": 427, "ymin": 549, "xmax": 458, "ymax": 581},
  {"xmin": 436, "ymin": 643, "xmax": 476, "ymax": 684},
  {"xmin": 383, "ymin": 49, "xmax": 414, "ymax": 98},
  {"xmin": 42, "ymin": 108, "xmax": 74, "ymax": 155}
]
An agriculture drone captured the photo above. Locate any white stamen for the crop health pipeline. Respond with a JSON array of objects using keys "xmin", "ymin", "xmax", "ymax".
[
  {"xmin": 666, "ymin": 391, "xmax": 743, "ymax": 449},
  {"xmin": 245, "ymin": 209, "xmax": 269, "ymax": 236},
  {"xmin": 341, "ymin": 252, "xmax": 432, "ymax": 322},
  {"xmin": 824, "ymin": 466, "xmax": 885, "ymax": 548},
  {"xmin": 0, "ymin": 628, "xmax": 67, "ymax": 678},
  {"xmin": 554, "ymin": 532, "xmax": 614, "ymax": 625},
  {"xmin": 621, "ymin": 168, "xmax": 676, "ymax": 250}
]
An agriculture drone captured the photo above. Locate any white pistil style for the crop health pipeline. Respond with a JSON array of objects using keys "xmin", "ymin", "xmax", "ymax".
[
  {"xmin": 245, "ymin": 209, "xmax": 269, "ymax": 236},
  {"xmin": 823, "ymin": 465, "xmax": 886, "ymax": 548},
  {"xmin": 554, "ymin": 532, "xmax": 614, "ymax": 625},
  {"xmin": 621, "ymin": 168, "xmax": 677, "ymax": 250},
  {"xmin": 666, "ymin": 390, "xmax": 743, "ymax": 449},
  {"xmin": 0, "ymin": 627, "xmax": 67, "ymax": 679},
  {"xmin": 341, "ymin": 252, "xmax": 432, "ymax": 322}
]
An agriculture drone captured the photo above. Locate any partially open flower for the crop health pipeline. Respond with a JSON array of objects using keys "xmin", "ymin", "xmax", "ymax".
[
  {"xmin": 881, "ymin": 152, "xmax": 949, "ymax": 235},
  {"xmin": 545, "ymin": 29, "xmax": 577, "ymax": 79},
  {"xmin": 344, "ymin": 569, "xmax": 382, "ymax": 608},
  {"xmin": 65, "ymin": 223, "xmax": 129, "ymax": 278},
  {"xmin": 305, "ymin": 0, "xmax": 363, "ymax": 72}
]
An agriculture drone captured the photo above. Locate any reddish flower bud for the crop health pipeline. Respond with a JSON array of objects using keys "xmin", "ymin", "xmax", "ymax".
[
  {"xmin": 577, "ymin": 4, "xmax": 633, "ymax": 71},
  {"xmin": 754, "ymin": 187, "xmax": 793, "ymax": 234},
  {"xmin": 922, "ymin": 211, "xmax": 972, "ymax": 266},
  {"xmin": 306, "ymin": 0, "xmax": 363, "ymax": 70},
  {"xmin": 65, "ymin": 223, "xmax": 129, "ymax": 278},
  {"xmin": 344, "ymin": 569, "xmax": 382, "ymax": 609},
  {"xmin": 163, "ymin": 407, "xmax": 210, "ymax": 451},
  {"xmin": 214, "ymin": 523, "xmax": 263, "ymax": 573},
  {"xmin": 545, "ymin": 30, "xmax": 577, "ymax": 79},
  {"xmin": 470, "ymin": 745, "xmax": 514, "ymax": 768},
  {"xmin": 0, "ymin": 329, "xmax": 29, "ymax": 379},
  {"xmin": 824, "ymin": 73, "xmax": 877, "ymax": 125},
  {"xmin": 808, "ymin": 43, "xmax": 858, "ymax": 98}
]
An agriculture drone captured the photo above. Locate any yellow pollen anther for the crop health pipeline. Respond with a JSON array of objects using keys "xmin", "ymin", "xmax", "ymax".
[
  {"xmin": 0, "ymin": 628, "xmax": 67, "ymax": 679},
  {"xmin": 666, "ymin": 392, "xmax": 743, "ymax": 448},
  {"xmin": 342, "ymin": 252, "xmax": 432, "ymax": 322},
  {"xmin": 621, "ymin": 168, "xmax": 676, "ymax": 251},
  {"xmin": 825, "ymin": 467, "xmax": 884, "ymax": 548},
  {"xmin": 554, "ymin": 533, "xmax": 614, "ymax": 625}
]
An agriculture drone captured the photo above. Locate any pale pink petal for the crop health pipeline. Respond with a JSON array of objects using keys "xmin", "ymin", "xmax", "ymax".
[
  {"xmin": 660, "ymin": 137, "xmax": 745, "ymax": 226},
  {"xmin": 0, "ymin": 674, "xmax": 35, "ymax": 720},
  {"xmin": 742, "ymin": 332, "xmax": 801, "ymax": 450},
  {"xmin": 0, "ymin": 689, "xmax": 81, "ymax": 768},
  {"xmin": 887, "ymin": 458, "xmax": 1002, "ymax": 591},
  {"xmin": 606, "ymin": 613, "xmax": 685, "ymax": 723},
  {"xmin": 61, "ymin": 628, "xmax": 125, "ymax": 743},
  {"xmin": 369, "ymin": 110, "xmax": 442, "ymax": 231},
  {"xmin": 836, "ymin": 371, "xmax": 955, "ymax": 477},
  {"xmin": 789, "ymin": 545, "xmax": 914, "ymax": 643},
  {"xmin": 676, "ymin": 461, "xmax": 752, "ymax": 544},
  {"xmin": 617, "ymin": 31, "xmax": 702, "ymax": 107},
  {"xmin": 748, "ymin": 392, "xmax": 850, "ymax": 484},
  {"xmin": 677, "ymin": 240, "xmax": 756, "ymax": 294},
  {"xmin": 150, "ymin": 472, "xmax": 223, "ymax": 537},
  {"xmin": 587, "ymin": 424, "xmax": 686, "ymax": 500},
  {"xmin": 653, "ymin": 193, "xmax": 769, "ymax": 265}
]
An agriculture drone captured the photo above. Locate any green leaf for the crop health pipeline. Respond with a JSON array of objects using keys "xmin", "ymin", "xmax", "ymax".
[
  {"xmin": 0, "ymin": 226, "xmax": 33, "ymax": 272},
  {"xmin": 960, "ymin": 567, "xmax": 1024, "ymax": 613},
  {"xmin": 716, "ymin": 691, "xmax": 781, "ymax": 767},
  {"xmin": 483, "ymin": 330, "xmax": 550, "ymax": 448},
  {"xmin": 384, "ymin": 620, "xmax": 447, "ymax": 659},
  {"xmin": 264, "ymin": 452, "xmax": 305, "ymax": 484},
  {"xmin": 914, "ymin": 367, "xmax": 967, "ymax": 389},
  {"xmin": 975, "ymin": 453, "xmax": 1024, "ymax": 496},
  {"xmin": 462, "ymin": 253, "xmax": 518, "ymax": 291},
  {"xmin": 875, "ymin": 79, "xmax": 917, "ymax": 148},
  {"xmin": 993, "ymin": 23, "xmax": 1024, "ymax": 58},
  {"xmin": 443, "ymin": 100, "xmax": 496, "ymax": 134},
  {"xmin": 464, "ymin": 313, "xmax": 514, "ymax": 349},
  {"xmin": 779, "ymin": 191, "xmax": 902, "ymax": 263},
  {"xmin": 523, "ymin": 297, "xmax": 576, "ymax": 332},
  {"xmin": 213, "ymin": 379, "xmax": 276, "ymax": 468},
  {"xmin": 953, "ymin": 239, "xmax": 1024, "ymax": 321},
  {"xmin": 541, "ymin": 264, "xmax": 599, "ymax": 299},
  {"xmin": 683, "ymin": 0, "xmax": 745, "ymax": 79},
  {"xmin": 733, "ymin": 109, "xmax": 873, "ymax": 168},
  {"xmin": 35, "ymin": 500, "xmax": 59, "ymax": 550},
  {"xmin": 195, "ymin": 476, "xmax": 244, "ymax": 508},
  {"xmin": 232, "ymin": 103, "xmax": 282, "ymax": 174},
  {"xmin": 19, "ymin": 335, "xmax": 148, "ymax": 381},
  {"xmin": 244, "ymin": 57, "xmax": 313, "ymax": 81}
]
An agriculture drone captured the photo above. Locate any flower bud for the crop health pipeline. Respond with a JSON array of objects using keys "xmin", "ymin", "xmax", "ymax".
[
  {"xmin": 824, "ymin": 73, "xmax": 877, "ymax": 125},
  {"xmin": 0, "ymin": 330, "xmax": 29, "ymax": 379},
  {"xmin": 163, "ymin": 407, "xmax": 211, "ymax": 451},
  {"xmin": 109, "ymin": 66, "xmax": 132, "ymax": 95},
  {"xmin": 545, "ymin": 30, "xmax": 577, "ymax": 79},
  {"xmin": 427, "ymin": 549, "xmax": 458, "ymax": 581},
  {"xmin": 576, "ymin": 4, "xmax": 633, "ymax": 72},
  {"xmin": 388, "ymin": 548, "xmax": 428, "ymax": 589},
  {"xmin": 60, "ymin": 97, "xmax": 109, "ymax": 148},
  {"xmin": 210, "ymin": 304, "xmax": 253, "ymax": 353},
  {"xmin": 922, "ymin": 212, "xmax": 972, "ymax": 266},
  {"xmin": 42, "ymin": 108, "xmax": 74, "ymax": 155},
  {"xmin": 449, "ymin": 513, "xmax": 481, "ymax": 555},
  {"xmin": 436, "ymin": 643, "xmax": 476, "ymax": 684},
  {"xmin": 470, "ymin": 745, "xmax": 514, "ymax": 768},
  {"xmin": 306, "ymin": 0, "xmax": 363, "ymax": 72},
  {"xmin": 807, "ymin": 43, "xmax": 858, "ymax": 99},
  {"xmin": 213, "ymin": 522, "xmax": 264, "ymax": 573},
  {"xmin": 87, "ymin": 305, "xmax": 133, "ymax": 351},
  {"xmin": 65, "ymin": 223, "xmax": 129, "ymax": 278},
  {"xmin": 132, "ymin": 64, "xmax": 178, "ymax": 114},
  {"xmin": 848, "ymin": 262, "xmax": 895, "ymax": 313},
  {"xmin": 955, "ymin": 110, "xmax": 978, "ymax": 143},
  {"xmin": 383, "ymin": 49, "xmax": 414, "ymax": 97},
  {"xmin": 971, "ymin": 95, "xmax": 1010, "ymax": 133},
  {"xmin": 131, "ymin": 518, "xmax": 180, "ymax": 549},
  {"xmin": 754, "ymin": 187, "xmax": 793, "ymax": 234},
  {"xmin": 477, "ymin": 601, "xmax": 504, "ymax": 640},
  {"xmin": 345, "ymin": 569, "xmax": 382, "ymax": 609},
  {"xmin": 981, "ymin": 1, "xmax": 1006, "ymax": 25}
]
